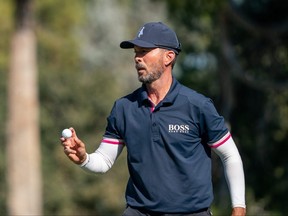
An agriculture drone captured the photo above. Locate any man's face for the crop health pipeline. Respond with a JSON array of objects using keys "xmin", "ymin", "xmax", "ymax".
[{"xmin": 134, "ymin": 46, "xmax": 165, "ymax": 84}]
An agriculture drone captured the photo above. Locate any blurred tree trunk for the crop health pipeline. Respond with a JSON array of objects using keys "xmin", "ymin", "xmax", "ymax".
[{"xmin": 6, "ymin": 0, "xmax": 42, "ymax": 214}]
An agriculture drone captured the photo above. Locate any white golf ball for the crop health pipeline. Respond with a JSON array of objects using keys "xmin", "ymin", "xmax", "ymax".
[{"xmin": 62, "ymin": 128, "xmax": 72, "ymax": 138}]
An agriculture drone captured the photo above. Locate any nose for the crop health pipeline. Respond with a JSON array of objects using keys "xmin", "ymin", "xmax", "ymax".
[{"xmin": 134, "ymin": 54, "xmax": 142, "ymax": 63}]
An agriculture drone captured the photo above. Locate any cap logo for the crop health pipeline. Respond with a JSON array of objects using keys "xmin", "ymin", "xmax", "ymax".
[{"xmin": 137, "ymin": 27, "xmax": 145, "ymax": 38}]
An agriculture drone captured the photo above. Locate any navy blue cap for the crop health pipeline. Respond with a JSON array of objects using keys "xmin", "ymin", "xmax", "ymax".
[{"xmin": 120, "ymin": 22, "xmax": 181, "ymax": 54}]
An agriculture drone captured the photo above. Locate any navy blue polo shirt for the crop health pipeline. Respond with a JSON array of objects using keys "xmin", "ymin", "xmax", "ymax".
[{"xmin": 104, "ymin": 78, "xmax": 228, "ymax": 213}]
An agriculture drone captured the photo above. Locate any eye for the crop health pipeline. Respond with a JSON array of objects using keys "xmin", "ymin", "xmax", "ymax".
[
  {"xmin": 134, "ymin": 48, "xmax": 152, "ymax": 55},
  {"xmin": 135, "ymin": 49, "xmax": 147, "ymax": 54}
]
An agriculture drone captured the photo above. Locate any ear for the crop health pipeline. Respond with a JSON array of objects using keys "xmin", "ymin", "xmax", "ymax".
[{"xmin": 164, "ymin": 50, "xmax": 176, "ymax": 67}]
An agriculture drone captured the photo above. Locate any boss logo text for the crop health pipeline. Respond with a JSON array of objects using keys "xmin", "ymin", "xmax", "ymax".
[{"xmin": 168, "ymin": 124, "xmax": 189, "ymax": 133}]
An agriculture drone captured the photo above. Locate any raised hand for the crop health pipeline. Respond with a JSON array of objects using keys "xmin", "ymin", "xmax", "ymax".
[{"xmin": 60, "ymin": 127, "xmax": 87, "ymax": 164}]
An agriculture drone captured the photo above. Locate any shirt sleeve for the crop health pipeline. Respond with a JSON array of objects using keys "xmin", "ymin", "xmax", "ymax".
[
  {"xmin": 200, "ymin": 99, "xmax": 229, "ymax": 144},
  {"xmin": 104, "ymin": 101, "xmax": 123, "ymax": 140}
]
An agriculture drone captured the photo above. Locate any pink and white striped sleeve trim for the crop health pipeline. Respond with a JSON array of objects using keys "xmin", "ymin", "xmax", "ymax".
[
  {"xmin": 208, "ymin": 132, "xmax": 231, "ymax": 148},
  {"xmin": 102, "ymin": 137, "xmax": 125, "ymax": 145}
]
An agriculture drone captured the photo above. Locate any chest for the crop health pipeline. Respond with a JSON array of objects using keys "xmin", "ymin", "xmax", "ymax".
[{"xmin": 119, "ymin": 103, "xmax": 203, "ymax": 154}]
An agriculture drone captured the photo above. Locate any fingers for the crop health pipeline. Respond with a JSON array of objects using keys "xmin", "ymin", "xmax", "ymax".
[
  {"xmin": 61, "ymin": 127, "xmax": 82, "ymax": 147},
  {"xmin": 60, "ymin": 127, "xmax": 76, "ymax": 154},
  {"xmin": 63, "ymin": 146, "xmax": 76, "ymax": 154},
  {"xmin": 60, "ymin": 127, "xmax": 76, "ymax": 146},
  {"xmin": 69, "ymin": 127, "xmax": 76, "ymax": 138},
  {"xmin": 60, "ymin": 127, "xmax": 87, "ymax": 163},
  {"xmin": 60, "ymin": 137, "xmax": 74, "ymax": 149}
]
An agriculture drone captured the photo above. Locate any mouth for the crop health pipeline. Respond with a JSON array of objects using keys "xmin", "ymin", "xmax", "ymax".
[{"xmin": 135, "ymin": 64, "xmax": 146, "ymax": 72}]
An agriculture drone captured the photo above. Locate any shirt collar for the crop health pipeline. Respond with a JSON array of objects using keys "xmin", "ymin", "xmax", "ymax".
[{"xmin": 138, "ymin": 77, "xmax": 181, "ymax": 107}]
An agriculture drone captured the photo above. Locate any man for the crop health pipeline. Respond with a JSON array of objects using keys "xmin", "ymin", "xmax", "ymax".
[{"xmin": 61, "ymin": 22, "xmax": 246, "ymax": 216}]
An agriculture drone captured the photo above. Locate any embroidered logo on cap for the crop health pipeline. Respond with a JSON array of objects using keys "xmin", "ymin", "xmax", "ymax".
[{"xmin": 138, "ymin": 27, "xmax": 145, "ymax": 38}]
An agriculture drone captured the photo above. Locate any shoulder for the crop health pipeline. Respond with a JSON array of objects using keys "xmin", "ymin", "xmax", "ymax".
[{"xmin": 177, "ymin": 83, "xmax": 212, "ymax": 108}]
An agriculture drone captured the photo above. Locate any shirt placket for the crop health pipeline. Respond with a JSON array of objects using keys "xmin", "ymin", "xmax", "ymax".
[{"xmin": 149, "ymin": 101, "xmax": 160, "ymax": 141}]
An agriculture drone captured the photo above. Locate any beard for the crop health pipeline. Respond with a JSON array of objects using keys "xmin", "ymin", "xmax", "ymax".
[{"xmin": 136, "ymin": 62, "xmax": 164, "ymax": 84}]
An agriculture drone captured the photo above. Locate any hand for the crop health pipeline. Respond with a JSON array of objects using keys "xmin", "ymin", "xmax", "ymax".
[
  {"xmin": 231, "ymin": 207, "xmax": 246, "ymax": 216},
  {"xmin": 60, "ymin": 127, "xmax": 87, "ymax": 164}
]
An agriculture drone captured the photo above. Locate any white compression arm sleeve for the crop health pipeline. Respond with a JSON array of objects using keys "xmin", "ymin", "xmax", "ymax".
[
  {"xmin": 80, "ymin": 139, "xmax": 124, "ymax": 173},
  {"xmin": 212, "ymin": 136, "xmax": 246, "ymax": 208}
]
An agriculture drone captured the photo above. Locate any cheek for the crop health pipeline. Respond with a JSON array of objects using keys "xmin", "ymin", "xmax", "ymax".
[
  {"xmin": 143, "ymin": 52, "xmax": 164, "ymax": 69},
  {"xmin": 149, "ymin": 61, "xmax": 165, "ymax": 73}
]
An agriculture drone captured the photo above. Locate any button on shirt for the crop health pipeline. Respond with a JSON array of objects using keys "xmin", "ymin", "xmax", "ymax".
[{"xmin": 104, "ymin": 78, "xmax": 228, "ymax": 213}]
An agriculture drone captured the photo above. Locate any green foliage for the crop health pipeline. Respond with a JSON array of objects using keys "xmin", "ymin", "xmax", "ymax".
[
  {"xmin": 0, "ymin": 0, "xmax": 13, "ymax": 214},
  {"xmin": 1, "ymin": 0, "xmax": 129, "ymax": 215},
  {"xmin": 34, "ymin": 1, "xmax": 129, "ymax": 215}
]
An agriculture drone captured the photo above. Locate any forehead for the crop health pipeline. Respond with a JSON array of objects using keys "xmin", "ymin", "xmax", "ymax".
[{"xmin": 134, "ymin": 46, "xmax": 155, "ymax": 51}]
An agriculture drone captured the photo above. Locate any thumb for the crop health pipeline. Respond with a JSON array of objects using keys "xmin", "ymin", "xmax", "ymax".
[
  {"xmin": 69, "ymin": 127, "xmax": 77, "ymax": 138},
  {"xmin": 69, "ymin": 127, "xmax": 85, "ymax": 147}
]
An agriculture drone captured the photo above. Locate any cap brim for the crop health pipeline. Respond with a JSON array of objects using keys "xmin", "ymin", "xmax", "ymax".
[{"xmin": 120, "ymin": 39, "xmax": 157, "ymax": 49}]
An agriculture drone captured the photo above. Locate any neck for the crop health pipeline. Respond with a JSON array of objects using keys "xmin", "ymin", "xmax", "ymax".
[{"xmin": 146, "ymin": 74, "xmax": 173, "ymax": 106}]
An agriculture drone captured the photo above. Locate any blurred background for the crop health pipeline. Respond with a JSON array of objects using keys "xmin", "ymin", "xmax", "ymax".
[{"xmin": 0, "ymin": 0, "xmax": 287, "ymax": 215}]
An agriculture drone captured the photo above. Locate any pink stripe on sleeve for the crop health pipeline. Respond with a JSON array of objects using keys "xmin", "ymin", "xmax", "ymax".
[
  {"xmin": 209, "ymin": 132, "xmax": 231, "ymax": 148},
  {"xmin": 102, "ymin": 138, "xmax": 125, "ymax": 145}
]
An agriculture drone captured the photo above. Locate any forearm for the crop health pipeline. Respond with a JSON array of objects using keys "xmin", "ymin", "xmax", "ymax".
[
  {"xmin": 223, "ymin": 153, "xmax": 246, "ymax": 208},
  {"xmin": 213, "ymin": 136, "xmax": 246, "ymax": 208},
  {"xmin": 80, "ymin": 137, "xmax": 125, "ymax": 173},
  {"xmin": 80, "ymin": 151, "xmax": 114, "ymax": 173}
]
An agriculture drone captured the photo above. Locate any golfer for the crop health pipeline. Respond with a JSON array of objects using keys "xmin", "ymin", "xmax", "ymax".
[{"xmin": 61, "ymin": 22, "xmax": 246, "ymax": 216}]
